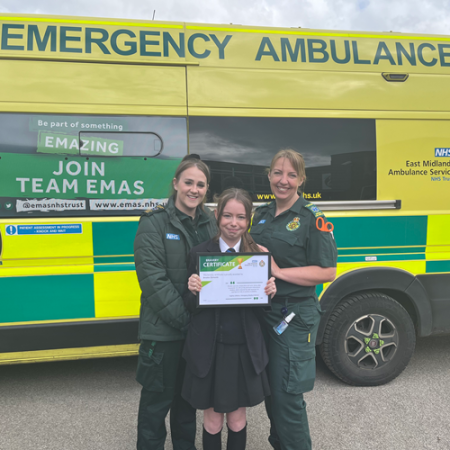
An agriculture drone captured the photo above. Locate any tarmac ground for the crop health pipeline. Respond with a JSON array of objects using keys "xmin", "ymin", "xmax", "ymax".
[{"xmin": 1, "ymin": 334, "xmax": 449, "ymax": 450}]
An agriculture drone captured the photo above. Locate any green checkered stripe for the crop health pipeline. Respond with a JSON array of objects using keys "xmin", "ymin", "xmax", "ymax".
[
  {"xmin": 0, "ymin": 222, "xmax": 138, "ymax": 324},
  {"xmin": 316, "ymin": 215, "xmax": 450, "ymax": 297},
  {"xmin": 92, "ymin": 222, "xmax": 138, "ymax": 272}
]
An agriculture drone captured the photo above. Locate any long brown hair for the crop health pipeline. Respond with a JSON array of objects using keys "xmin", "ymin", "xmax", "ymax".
[
  {"xmin": 214, "ymin": 188, "xmax": 260, "ymax": 252},
  {"xmin": 171, "ymin": 156, "xmax": 211, "ymax": 207}
]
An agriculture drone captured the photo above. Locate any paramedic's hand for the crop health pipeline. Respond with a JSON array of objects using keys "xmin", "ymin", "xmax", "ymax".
[
  {"xmin": 188, "ymin": 274, "xmax": 202, "ymax": 295},
  {"xmin": 265, "ymin": 277, "xmax": 277, "ymax": 299},
  {"xmin": 258, "ymin": 244, "xmax": 281, "ymax": 278}
]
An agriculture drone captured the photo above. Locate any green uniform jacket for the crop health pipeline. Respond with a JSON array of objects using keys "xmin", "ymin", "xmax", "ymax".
[
  {"xmin": 134, "ymin": 196, "xmax": 217, "ymax": 341},
  {"xmin": 251, "ymin": 196, "xmax": 337, "ymax": 298}
]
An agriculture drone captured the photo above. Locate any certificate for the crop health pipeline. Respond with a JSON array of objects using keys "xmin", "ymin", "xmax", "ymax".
[{"xmin": 197, "ymin": 252, "xmax": 271, "ymax": 308}]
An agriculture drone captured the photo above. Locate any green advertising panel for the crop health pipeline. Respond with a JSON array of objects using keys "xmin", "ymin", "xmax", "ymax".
[
  {"xmin": 0, "ymin": 113, "xmax": 187, "ymax": 217},
  {"xmin": 0, "ymin": 153, "xmax": 180, "ymax": 198}
]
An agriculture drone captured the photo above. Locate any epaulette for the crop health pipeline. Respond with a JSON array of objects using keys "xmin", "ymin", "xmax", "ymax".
[
  {"xmin": 143, "ymin": 204, "xmax": 165, "ymax": 216},
  {"xmin": 255, "ymin": 201, "xmax": 272, "ymax": 210},
  {"xmin": 304, "ymin": 202, "xmax": 324, "ymax": 218}
]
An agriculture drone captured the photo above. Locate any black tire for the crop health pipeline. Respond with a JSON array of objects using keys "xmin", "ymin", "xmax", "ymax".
[{"xmin": 319, "ymin": 291, "xmax": 416, "ymax": 386}]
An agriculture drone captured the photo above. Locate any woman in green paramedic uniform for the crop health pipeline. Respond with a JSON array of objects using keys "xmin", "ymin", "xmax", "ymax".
[
  {"xmin": 134, "ymin": 155, "xmax": 217, "ymax": 450},
  {"xmin": 250, "ymin": 149, "xmax": 337, "ymax": 450}
]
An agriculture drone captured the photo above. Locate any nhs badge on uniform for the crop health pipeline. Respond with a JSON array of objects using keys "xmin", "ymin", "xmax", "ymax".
[
  {"xmin": 258, "ymin": 220, "xmax": 266, "ymax": 224},
  {"xmin": 166, "ymin": 233, "xmax": 180, "ymax": 240}
]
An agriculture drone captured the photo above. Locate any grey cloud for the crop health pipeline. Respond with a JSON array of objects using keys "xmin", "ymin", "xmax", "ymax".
[{"xmin": 2, "ymin": 0, "xmax": 450, "ymax": 34}]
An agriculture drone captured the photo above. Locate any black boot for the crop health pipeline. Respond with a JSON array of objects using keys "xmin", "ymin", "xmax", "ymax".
[
  {"xmin": 226, "ymin": 424, "xmax": 247, "ymax": 450},
  {"xmin": 203, "ymin": 426, "xmax": 222, "ymax": 450}
]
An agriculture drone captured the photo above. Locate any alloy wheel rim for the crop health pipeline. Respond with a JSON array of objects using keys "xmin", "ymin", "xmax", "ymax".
[{"xmin": 344, "ymin": 314, "xmax": 398, "ymax": 370}]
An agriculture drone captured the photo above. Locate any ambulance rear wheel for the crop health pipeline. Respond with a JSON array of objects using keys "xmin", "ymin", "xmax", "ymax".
[{"xmin": 320, "ymin": 291, "xmax": 416, "ymax": 386}]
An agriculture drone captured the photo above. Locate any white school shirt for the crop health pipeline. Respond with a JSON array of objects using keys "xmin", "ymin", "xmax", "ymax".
[{"xmin": 218, "ymin": 237, "xmax": 241, "ymax": 253}]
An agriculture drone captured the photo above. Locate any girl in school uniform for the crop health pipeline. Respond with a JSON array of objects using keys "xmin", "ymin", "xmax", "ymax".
[{"xmin": 182, "ymin": 188, "xmax": 276, "ymax": 450}]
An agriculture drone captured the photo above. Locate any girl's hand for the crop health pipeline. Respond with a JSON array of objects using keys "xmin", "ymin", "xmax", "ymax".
[
  {"xmin": 264, "ymin": 277, "xmax": 277, "ymax": 299},
  {"xmin": 188, "ymin": 274, "xmax": 202, "ymax": 295},
  {"xmin": 257, "ymin": 244, "xmax": 269, "ymax": 253}
]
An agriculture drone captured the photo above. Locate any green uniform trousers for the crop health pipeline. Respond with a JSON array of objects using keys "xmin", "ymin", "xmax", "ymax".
[
  {"xmin": 261, "ymin": 298, "xmax": 322, "ymax": 450},
  {"xmin": 136, "ymin": 340, "xmax": 196, "ymax": 450}
]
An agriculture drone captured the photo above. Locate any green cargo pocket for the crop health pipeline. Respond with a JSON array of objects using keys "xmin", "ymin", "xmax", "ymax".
[
  {"xmin": 295, "ymin": 301, "xmax": 322, "ymax": 329},
  {"xmin": 136, "ymin": 347, "xmax": 164, "ymax": 392},
  {"xmin": 284, "ymin": 347, "xmax": 316, "ymax": 395}
]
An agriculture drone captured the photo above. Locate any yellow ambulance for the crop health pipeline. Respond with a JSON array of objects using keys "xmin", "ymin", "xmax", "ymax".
[{"xmin": 1, "ymin": 14, "xmax": 449, "ymax": 386}]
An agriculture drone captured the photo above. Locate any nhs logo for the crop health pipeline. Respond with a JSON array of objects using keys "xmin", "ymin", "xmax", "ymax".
[{"xmin": 435, "ymin": 148, "xmax": 450, "ymax": 157}]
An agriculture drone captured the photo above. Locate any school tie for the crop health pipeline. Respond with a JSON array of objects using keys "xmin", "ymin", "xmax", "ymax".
[{"xmin": 226, "ymin": 248, "xmax": 236, "ymax": 252}]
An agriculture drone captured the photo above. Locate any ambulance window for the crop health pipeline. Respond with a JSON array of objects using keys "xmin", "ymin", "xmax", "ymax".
[{"xmin": 189, "ymin": 117, "xmax": 376, "ymax": 202}]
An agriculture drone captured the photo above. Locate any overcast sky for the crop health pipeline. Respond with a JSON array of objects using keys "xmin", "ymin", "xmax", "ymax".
[{"xmin": 1, "ymin": 0, "xmax": 449, "ymax": 35}]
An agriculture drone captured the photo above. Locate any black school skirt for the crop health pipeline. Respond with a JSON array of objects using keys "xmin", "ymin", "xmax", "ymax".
[{"xmin": 182, "ymin": 341, "xmax": 270, "ymax": 414}]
